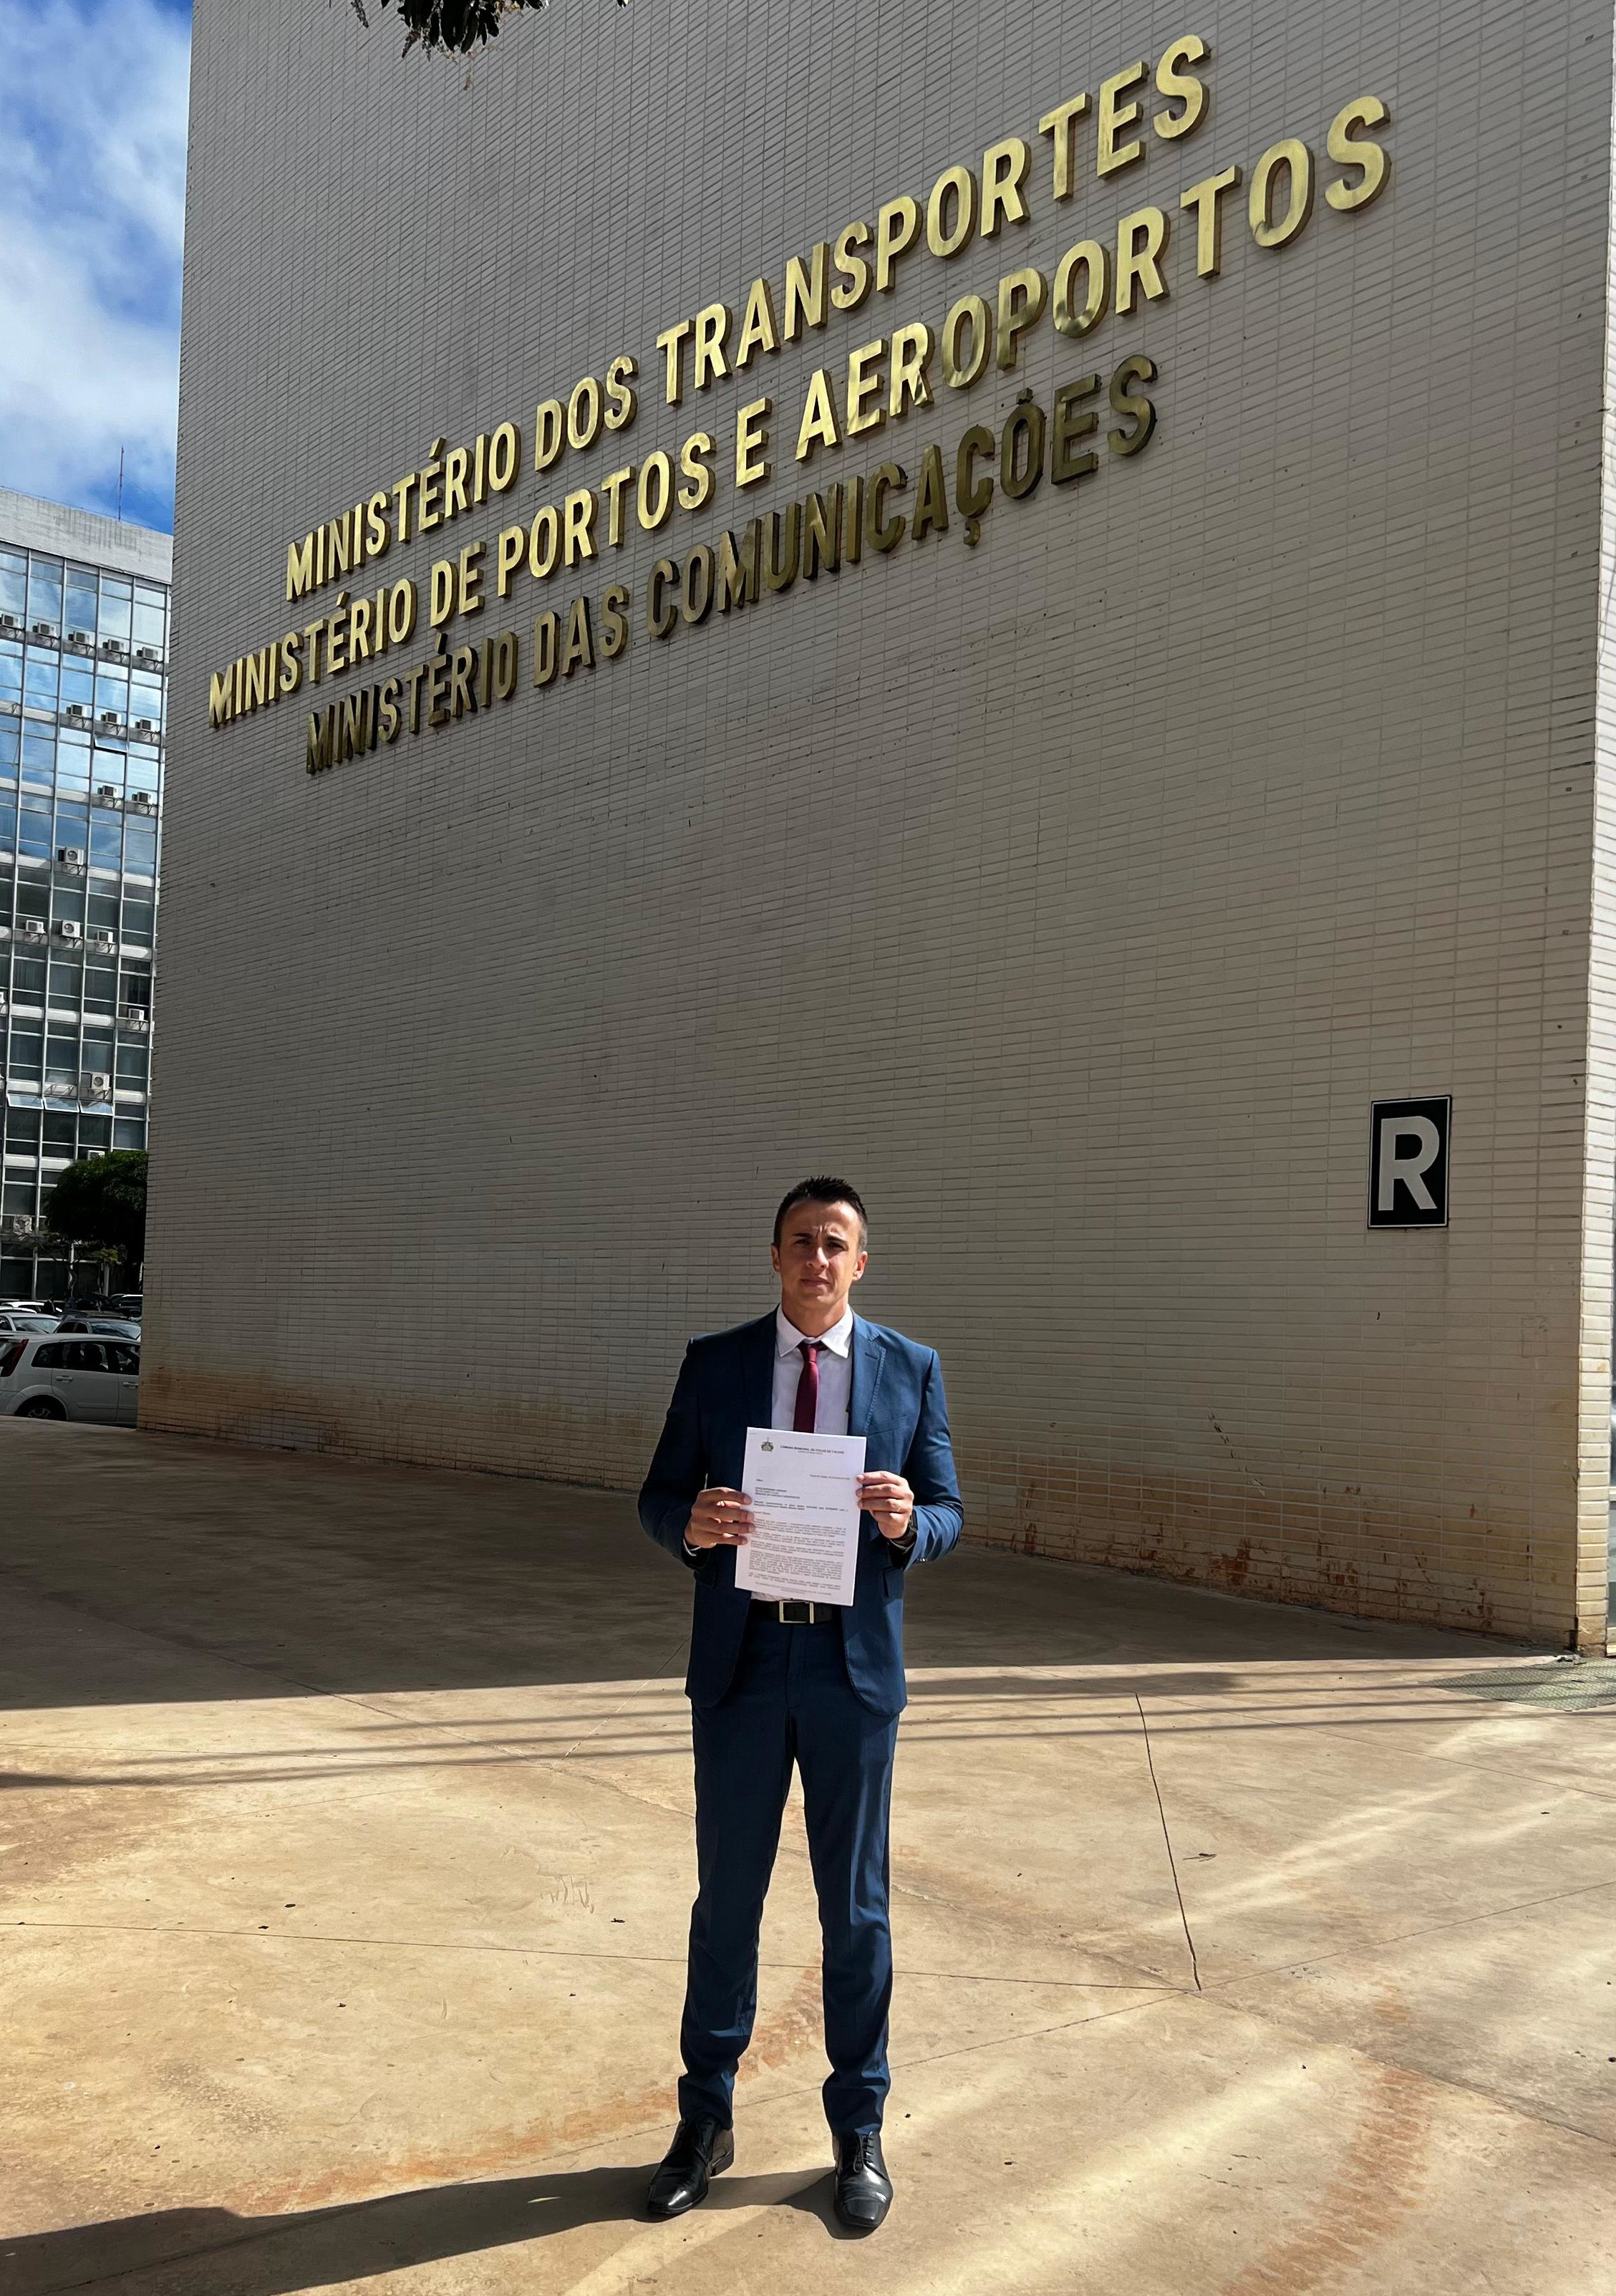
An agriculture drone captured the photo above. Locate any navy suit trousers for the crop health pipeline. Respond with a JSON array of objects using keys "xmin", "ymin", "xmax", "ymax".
[{"xmin": 678, "ymin": 1613, "xmax": 899, "ymax": 2136}]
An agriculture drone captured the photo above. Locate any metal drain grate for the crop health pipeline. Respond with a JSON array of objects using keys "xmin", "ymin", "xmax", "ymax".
[{"xmin": 1436, "ymin": 1659, "xmax": 1616, "ymax": 1711}]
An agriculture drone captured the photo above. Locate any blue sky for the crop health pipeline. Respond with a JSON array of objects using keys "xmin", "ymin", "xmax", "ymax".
[{"xmin": 0, "ymin": 0, "xmax": 191, "ymax": 535}]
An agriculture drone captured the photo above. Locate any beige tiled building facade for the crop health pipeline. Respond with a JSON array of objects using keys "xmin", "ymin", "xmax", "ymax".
[{"xmin": 152, "ymin": 0, "xmax": 1615, "ymax": 1647}]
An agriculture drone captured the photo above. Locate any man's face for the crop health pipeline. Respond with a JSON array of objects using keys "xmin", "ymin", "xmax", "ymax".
[{"xmin": 772, "ymin": 1200, "xmax": 868, "ymax": 1331}]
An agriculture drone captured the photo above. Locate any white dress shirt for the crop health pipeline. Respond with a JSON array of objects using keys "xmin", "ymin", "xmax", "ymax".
[{"xmin": 773, "ymin": 1305, "xmax": 854, "ymax": 1432}]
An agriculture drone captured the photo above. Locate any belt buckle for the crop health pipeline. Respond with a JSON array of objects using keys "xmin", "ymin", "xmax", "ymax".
[{"xmin": 778, "ymin": 1599, "xmax": 816, "ymax": 1624}]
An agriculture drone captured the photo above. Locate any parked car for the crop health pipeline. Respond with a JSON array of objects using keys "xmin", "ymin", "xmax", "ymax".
[
  {"xmin": 0, "ymin": 1299, "xmax": 51, "ymax": 1313},
  {"xmin": 0, "ymin": 1311, "xmax": 61, "ymax": 1335},
  {"xmin": 0, "ymin": 1334, "xmax": 140, "ymax": 1423},
  {"xmin": 105, "ymin": 1294, "xmax": 144, "ymax": 1318},
  {"xmin": 54, "ymin": 1316, "xmax": 141, "ymax": 1340}
]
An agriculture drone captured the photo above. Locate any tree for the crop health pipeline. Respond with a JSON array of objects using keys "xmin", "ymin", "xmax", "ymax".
[
  {"xmin": 44, "ymin": 1152, "xmax": 148, "ymax": 1283},
  {"xmin": 350, "ymin": 0, "xmax": 622, "ymax": 59}
]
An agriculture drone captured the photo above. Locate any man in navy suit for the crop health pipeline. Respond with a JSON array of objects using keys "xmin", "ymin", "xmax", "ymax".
[{"xmin": 639, "ymin": 1177, "xmax": 962, "ymax": 2234}]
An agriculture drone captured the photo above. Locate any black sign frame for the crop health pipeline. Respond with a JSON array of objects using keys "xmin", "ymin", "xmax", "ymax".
[{"xmin": 1368, "ymin": 1097, "xmax": 1451, "ymax": 1229}]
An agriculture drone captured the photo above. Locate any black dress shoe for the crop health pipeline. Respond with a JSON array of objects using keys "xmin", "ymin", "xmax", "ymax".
[
  {"xmin": 647, "ymin": 2117, "xmax": 735, "ymax": 2219},
  {"xmin": 832, "ymin": 2128, "xmax": 894, "ymax": 2232}
]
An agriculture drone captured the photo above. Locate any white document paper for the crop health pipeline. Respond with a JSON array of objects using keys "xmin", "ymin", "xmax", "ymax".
[{"xmin": 734, "ymin": 1425, "xmax": 866, "ymax": 1607}]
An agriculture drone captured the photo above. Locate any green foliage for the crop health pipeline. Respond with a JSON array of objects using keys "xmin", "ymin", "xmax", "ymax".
[{"xmin": 44, "ymin": 1152, "xmax": 148, "ymax": 1272}]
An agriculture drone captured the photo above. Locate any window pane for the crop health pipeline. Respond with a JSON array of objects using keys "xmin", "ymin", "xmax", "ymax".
[
  {"xmin": 27, "ymin": 562, "xmax": 63, "ymax": 627},
  {"xmin": 97, "ymin": 583, "xmax": 132, "ymax": 642}
]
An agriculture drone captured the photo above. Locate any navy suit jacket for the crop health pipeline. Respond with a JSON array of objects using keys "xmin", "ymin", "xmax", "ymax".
[{"xmin": 639, "ymin": 1311, "xmax": 964, "ymax": 1715}]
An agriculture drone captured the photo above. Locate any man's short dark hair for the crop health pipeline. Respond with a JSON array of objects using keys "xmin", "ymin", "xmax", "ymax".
[{"xmin": 773, "ymin": 1177, "xmax": 869, "ymax": 1248}]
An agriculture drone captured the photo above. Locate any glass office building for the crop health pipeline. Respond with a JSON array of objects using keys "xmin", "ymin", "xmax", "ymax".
[{"xmin": 0, "ymin": 489, "xmax": 168, "ymax": 1298}]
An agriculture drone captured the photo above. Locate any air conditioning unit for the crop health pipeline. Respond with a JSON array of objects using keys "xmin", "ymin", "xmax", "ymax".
[
  {"xmin": 100, "ymin": 637, "xmax": 124, "ymax": 657},
  {"xmin": 81, "ymin": 1071, "xmax": 112, "ymax": 1099},
  {"xmin": 133, "ymin": 718, "xmax": 156, "ymax": 736},
  {"xmin": 18, "ymin": 918, "xmax": 47, "ymax": 941},
  {"xmin": 127, "ymin": 793, "xmax": 155, "ymax": 814},
  {"xmin": 64, "ymin": 704, "xmax": 87, "ymax": 723},
  {"xmin": 0, "ymin": 612, "xmax": 19, "ymax": 633},
  {"xmin": 97, "ymin": 710, "xmax": 121, "ymax": 729},
  {"xmin": 135, "ymin": 645, "xmax": 161, "ymax": 666},
  {"xmin": 117, "ymin": 1003, "xmax": 150, "ymax": 1028},
  {"xmin": 95, "ymin": 784, "xmax": 120, "ymax": 804},
  {"xmin": 67, "ymin": 628, "xmax": 94, "ymax": 648},
  {"xmin": 57, "ymin": 846, "xmax": 87, "ymax": 869},
  {"xmin": 30, "ymin": 620, "xmax": 54, "ymax": 640},
  {"xmin": 87, "ymin": 927, "xmax": 116, "ymax": 950},
  {"xmin": 53, "ymin": 920, "xmax": 82, "ymax": 943},
  {"xmin": 1, "ymin": 1214, "xmax": 36, "ymax": 1240}
]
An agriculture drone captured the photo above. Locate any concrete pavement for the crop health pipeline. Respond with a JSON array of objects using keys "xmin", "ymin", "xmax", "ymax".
[{"xmin": 1, "ymin": 1419, "xmax": 1612, "ymax": 2294}]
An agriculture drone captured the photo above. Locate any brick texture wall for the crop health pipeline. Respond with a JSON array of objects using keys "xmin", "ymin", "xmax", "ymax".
[{"xmin": 149, "ymin": 0, "xmax": 1615, "ymax": 1645}]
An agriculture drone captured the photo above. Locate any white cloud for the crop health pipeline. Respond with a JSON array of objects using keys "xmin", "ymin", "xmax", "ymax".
[{"xmin": 0, "ymin": 0, "xmax": 189, "ymax": 528}]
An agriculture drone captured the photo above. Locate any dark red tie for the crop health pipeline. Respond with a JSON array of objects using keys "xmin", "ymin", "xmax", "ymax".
[{"xmin": 793, "ymin": 1339, "xmax": 821, "ymax": 1432}]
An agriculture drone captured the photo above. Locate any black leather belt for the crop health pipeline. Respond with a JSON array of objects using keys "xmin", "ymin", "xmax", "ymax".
[{"xmin": 750, "ymin": 1599, "xmax": 838, "ymax": 1625}]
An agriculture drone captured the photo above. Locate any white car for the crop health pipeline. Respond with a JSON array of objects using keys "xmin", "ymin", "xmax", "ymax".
[
  {"xmin": 0, "ymin": 1333, "xmax": 140, "ymax": 1423},
  {"xmin": 0, "ymin": 1311, "xmax": 59, "ymax": 1335}
]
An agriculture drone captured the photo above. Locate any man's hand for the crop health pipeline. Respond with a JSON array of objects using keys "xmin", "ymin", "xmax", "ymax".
[
  {"xmin": 858, "ymin": 1472, "xmax": 915, "ymax": 1542},
  {"xmin": 686, "ymin": 1488, "xmax": 755, "ymax": 1548}
]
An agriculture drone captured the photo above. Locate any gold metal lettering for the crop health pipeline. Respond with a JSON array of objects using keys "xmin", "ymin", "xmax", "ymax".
[
  {"xmin": 1051, "ymin": 375, "xmax": 1100, "ymax": 483},
  {"xmin": 875, "ymin": 196, "xmax": 921, "ymax": 291},
  {"xmin": 693, "ymin": 303, "xmax": 732, "ymax": 390},
  {"xmin": 940, "ymin": 294, "xmax": 992, "ymax": 387},
  {"xmin": 1053, "ymin": 239, "xmax": 1109, "ymax": 335},
  {"xmin": 1037, "ymin": 95, "xmax": 1090, "ymax": 202},
  {"xmin": 568, "ymin": 377, "xmax": 603, "ymax": 450},
  {"xmin": 784, "ymin": 243, "xmax": 831, "ymax": 337},
  {"xmin": 996, "ymin": 268, "xmax": 1048, "ymax": 370},
  {"xmin": 1249, "ymin": 138, "xmax": 1313, "ymax": 247},
  {"xmin": 1097, "ymin": 62, "xmax": 1147, "ymax": 175},
  {"xmin": 647, "ymin": 561, "xmax": 678, "ymax": 639},
  {"xmin": 926, "ymin": 164, "xmax": 978, "ymax": 257},
  {"xmin": 637, "ymin": 451, "xmax": 674, "ymax": 529},
  {"xmin": 604, "ymin": 354, "xmax": 639, "ymax": 430},
  {"xmin": 803, "ymin": 487, "xmax": 842, "ymax": 580},
  {"xmin": 1153, "ymin": 35, "xmax": 1209, "ymax": 140},
  {"xmin": 735, "ymin": 278, "xmax": 780, "ymax": 367},
  {"xmin": 1116, "ymin": 207, "xmax": 1170, "ymax": 311},
  {"xmin": 563, "ymin": 489, "xmax": 598, "ymax": 564},
  {"xmin": 286, "ymin": 533, "xmax": 316, "ymax": 604},
  {"xmin": 911, "ymin": 443, "xmax": 950, "ymax": 541},
  {"xmin": 1108, "ymin": 354, "xmax": 1158, "ymax": 453},
  {"xmin": 496, "ymin": 524, "xmax": 526, "ymax": 597},
  {"xmin": 866, "ymin": 463, "xmax": 907, "ymax": 551},
  {"xmin": 1325, "ymin": 97, "xmax": 1390, "ymax": 211},
  {"xmin": 736, "ymin": 397, "xmax": 773, "ymax": 488},
  {"xmin": 889, "ymin": 322, "xmax": 934, "ymax": 418},
  {"xmin": 846, "ymin": 340, "xmax": 887, "ymax": 435},
  {"xmin": 678, "ymin": 432, "xmax": 716, "ymax": 510},
  {"xmin": 657, "ymin": 319, "xmax": 694, "ymax": 405},
  {"xmin": 533, "ymin": 400, "xmax": 565, "ymax": 471},
  {"xmin": 831, "ymin": 221, "xmax": 873, "ymax": 311},
  {"xmin": 796, "ymin": 370, "xmax": 842, "ymax": 460},
  {"xmin": 981, "ymin": 136, "xmax": 1031, "ymax": 236},
  {"xmin": 601, "ymin": 585, "xmax": 631, "ymax": 657},
  {"xmin": 601, "ymin": 467, "xmax": 634, "ymax": 546},
  {"xmin": 1180, "ymin": 166, "xmax": 1241, "ymax": 276}
]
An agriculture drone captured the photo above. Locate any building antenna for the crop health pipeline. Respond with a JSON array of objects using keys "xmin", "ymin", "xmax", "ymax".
[{"xmin": 116, "ymin": 447, "xmax": 125, "ymax": 524}]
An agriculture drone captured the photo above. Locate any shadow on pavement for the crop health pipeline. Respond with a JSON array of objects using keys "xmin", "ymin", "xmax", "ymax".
[
  {"xmin": 0, "ymin": 1419, "xmax": 1531, "ymax": 1716},
  {"xmin": 3, "ymin": 2163, "xmax": 844, "ymax": 2293}
]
